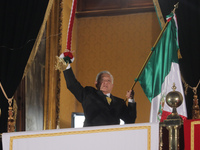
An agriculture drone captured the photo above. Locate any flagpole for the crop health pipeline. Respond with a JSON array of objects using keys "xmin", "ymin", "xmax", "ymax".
[
  {"xmin": 130, "ymin": 2, "xmax": 179, "ymax": 90},
  {"xmin": 130, "ymin": 21, "xmax": 169, "ymax": 90}
]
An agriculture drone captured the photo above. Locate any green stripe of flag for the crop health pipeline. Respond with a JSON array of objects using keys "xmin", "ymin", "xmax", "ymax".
[{"xmin": 138, "ymin": 13, "xmax": 179, "ymax": 102}]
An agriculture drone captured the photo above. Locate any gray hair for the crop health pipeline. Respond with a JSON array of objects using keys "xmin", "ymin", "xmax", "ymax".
[{"xmin": 96, "ymin": 71, "xmax": 114, "ymax": 84}]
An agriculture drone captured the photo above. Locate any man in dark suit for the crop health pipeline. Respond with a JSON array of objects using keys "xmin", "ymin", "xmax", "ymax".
[{"xmin": 58, "ymin": 52, "xmax": 136, "ymax": 127}]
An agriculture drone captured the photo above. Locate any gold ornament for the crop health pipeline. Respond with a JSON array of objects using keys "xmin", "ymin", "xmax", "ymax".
[
  {"xmin": 55, "ymin": 56, "xmax": 68, "ymax": 71},
  {"xmin": 192, "ymin": 94, "xmax": 200, "ymax": 119},
  {"xmin": 166, "ymin": 83, "xmax": 183, "ymax": 120},
  {"xmin": 7, "ymin": 99, "xmax": 15, "ymax": 132}
]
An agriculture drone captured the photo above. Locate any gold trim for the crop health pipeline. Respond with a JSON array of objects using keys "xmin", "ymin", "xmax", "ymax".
[
  {"xmin": 9, "ymin": 126, "xmax": 151, "ymax": 150},
  {"xmin": 153, "ymin": 0, "xmax": 165, "ymax": 28},
  {"xmin": 43, "ymin": 0, "xmax": 63, "ymax": 130},
  {"xmin": 191, "ymin": 121, "xmax": 200, "ymax": 150}
]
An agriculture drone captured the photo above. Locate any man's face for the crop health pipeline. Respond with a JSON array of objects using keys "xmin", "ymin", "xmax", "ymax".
[{"xmin": 98, "ymin": 73, "xmax": 113, "ymax": 95}]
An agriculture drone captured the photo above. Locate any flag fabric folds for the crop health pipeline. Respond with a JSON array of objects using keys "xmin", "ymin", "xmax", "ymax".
[{"xmin": 138, "ymin": 13, "xmax": 187, "ymax": 122}]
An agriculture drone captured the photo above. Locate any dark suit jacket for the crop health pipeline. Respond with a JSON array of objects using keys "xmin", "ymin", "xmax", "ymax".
[{"xmin": 64, "ymin": 68, "xmax": 136, "ymax": 127}]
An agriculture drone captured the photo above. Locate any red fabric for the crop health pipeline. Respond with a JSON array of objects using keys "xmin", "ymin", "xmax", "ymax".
[
  {"xmin": 184, "ymin": 119, "xmax": 200, "ymax": 150},
  {"xmin": 160, "ymin": 111, "xmax": 171, "ymax": 122},
  {"xmin": 63, "ymin": 52, "xmax": 73, "ymax": 59},
  {"xmin": 66, "ymin": 0, "xmax": 77, "ymax": 51},
  {"xmin": 167, "ymin": 17, "xmax": 172, "ymax": 22}
]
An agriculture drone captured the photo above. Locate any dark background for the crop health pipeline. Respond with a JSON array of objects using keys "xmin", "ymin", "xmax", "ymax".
[
  {"xmin": 158, "ymin": 0, "xmax": 200, "ymax": 119},
  {"xmin": 0, "ymin": 1, "xmax": 49, "ymax": 149}
]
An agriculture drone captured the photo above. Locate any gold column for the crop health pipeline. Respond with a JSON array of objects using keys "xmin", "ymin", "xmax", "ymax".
[
  {"xmin": 44, "ymin": 0, "xmax": 63, "ymax": 130},
  {"xmin": 160, "ymin": 119, "xmax": 182, "ymax": 150},
  {"xmin": 159, "ymin": 83, "xmax": 184, "ymax": 150}
]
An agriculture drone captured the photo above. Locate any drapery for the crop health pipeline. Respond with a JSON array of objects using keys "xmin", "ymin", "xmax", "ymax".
[{"xmin": 0, "ymin": 0, "xmax": 53, "ymax": 134}]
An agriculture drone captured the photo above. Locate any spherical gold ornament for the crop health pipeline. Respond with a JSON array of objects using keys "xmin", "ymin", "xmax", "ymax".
[
  {"xmin": 166, "ymin": 90, "xmax": 183, "ymax": 108},
  {"xmin": 165, "ymin": 83, "xmax": 184, "ymax": 121}
]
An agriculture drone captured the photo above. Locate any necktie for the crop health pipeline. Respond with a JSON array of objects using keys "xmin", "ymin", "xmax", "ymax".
[{"xmin": 106, "ymin": 96, "xmax": 112, "ymax": 105}]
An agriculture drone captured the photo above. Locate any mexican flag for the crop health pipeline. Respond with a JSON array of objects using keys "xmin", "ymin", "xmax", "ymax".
[{"xmin": 138, "ymin": 13, "xmax": 187, "ymax": 122}]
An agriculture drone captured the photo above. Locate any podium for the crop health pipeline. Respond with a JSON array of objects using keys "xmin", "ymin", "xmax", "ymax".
[{"xmin": 2, "ymin": 123, "xmax": 159, "ymax": 150}]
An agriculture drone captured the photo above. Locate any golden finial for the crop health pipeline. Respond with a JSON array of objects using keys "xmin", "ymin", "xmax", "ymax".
[
  {"xmin": 172, "ymin": 82, "xmax": 177, "ymax": 91},
  {"xmin": 172, "ymin": 2, "xmax": 179, "ymax": 13}
]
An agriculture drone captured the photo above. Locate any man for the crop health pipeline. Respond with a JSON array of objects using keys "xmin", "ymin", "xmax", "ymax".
[{"xmin": 58, "ymin": 52, "xmax": 136, "ymax": 127}]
